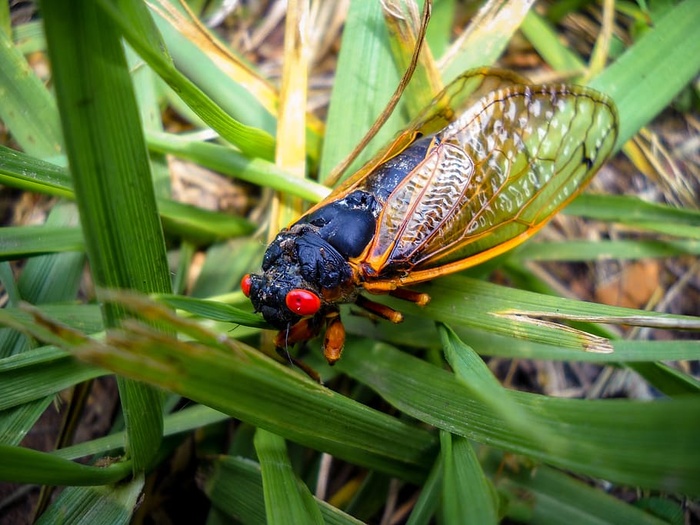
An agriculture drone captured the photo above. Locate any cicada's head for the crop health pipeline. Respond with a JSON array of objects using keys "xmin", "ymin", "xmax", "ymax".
[{"xmin": 241, "ymin": 225, "xmax": 355, "ymax": 330}]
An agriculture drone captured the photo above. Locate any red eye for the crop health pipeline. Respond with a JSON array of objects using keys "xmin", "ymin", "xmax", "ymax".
[
  {"xmin": 285, "ymin": 289, "xmax": 321, "ymax": 316},
  {"xmin": 241, "ymin": 274, "xmax": 252, "ymax": 297}
]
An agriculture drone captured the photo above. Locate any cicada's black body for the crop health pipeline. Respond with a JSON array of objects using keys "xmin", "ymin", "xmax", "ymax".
[{"xmin": 242, "ymin": 70, "xmax": 618, "ymax": 364}]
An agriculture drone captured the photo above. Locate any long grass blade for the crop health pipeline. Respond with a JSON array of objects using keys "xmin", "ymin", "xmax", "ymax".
[{"xmin": 40, "ymin": 0, "xmax": 172, "ymax": 471}]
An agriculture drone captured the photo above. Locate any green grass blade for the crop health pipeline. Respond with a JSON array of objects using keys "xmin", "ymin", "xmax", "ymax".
[
  {"xmin": 566, "ymin": 194, "xmax": 700, "ymax": 238},
  {"xmin": 0, "ymin": 145, "xmax": 72, "ymax": 198},
  {"xmin": 589, "ymin": 0, "xmax": 700, "ymax": 149},
  {"xmin": 202, "ymin": 455, "xmax": 365, "ymax": 525},
  {"xmin": 336, "ymin": 339, "xmax": 700, "ymax": 494},
  {"xmin": 146, "ymin": 131, "xmax": 329, "ymax": 203},
  {"xmin": 12, "ymin": 20, "xmax": 45, "ymax": 55},
  {"xmin": 457, "ymin": 329, "xmax": 700, "ymax": 364},
  {"xmin": 320, "ymin": 0, "xmax": 404, "ymax": 181},
  {"xmin": 16, "ymin": 304, "xmax": 104, "ymax": 334},
  {"xmin": 35, "ymin": 476, "xmax": 144, "ymax": 525},
  {"xmin": 157, "ymin": 199, "xmax": 254, "ymax": 244},
  {"xmin": 40, "ymin": 0, "xmax": 173, "ymax": 299},
  {"xmin": 0, "ymin": 346, "xmax": 105, "ymax": 410},
  {"xmin": 394, "ymin": 276, "xmax": 699, "ymax": 354},
  {"xmin": 489, "ymin": 457, "xmax": 669, "ymax": 525},
  {"xmin": 0, "ymin": 205, "xmax": 87, "ymax": 448},
  {"xmin": 405, "ymin": 454, "xmax": 442, "ymax": 525},
  {"xmin": 0, "ymin": 29, "xmax": 62, "ymax": 157},
  {"xmin": 126, "ymin": 46, "xmax": 171, "ymax": 199},
  {"xmin": 96, "ymin": 0, "xmax": 275, "ymax": 160},
  {"xmin": 520, "ymin": 10, "xmax": 585, "ymax": 73},
  {"xmin": 40, "ymin": 0, "xmax": 173, "ymax": 471},
  {"xmin": 154, "ymin": 294, "xmax": 267, "ymax": 328},
  {"xmin": 628, "ymin": 362, "xmax": 700, "ymax": 397},
  {"xmin": 424, "ymin": 0, "xmax": 455, "ymax": 59},
  {"xmin": 202, "ymin": 456, "xmax": 267, "ymax": 525},
  {"xmin": 53, "ymin": 404, "xmax": 229, "ymax": 461},
  {"xmin": 512, "ymin": 239, "xmax": 700, "ymax": 262},
  {"xmin": 0, "ymin": 226, "xmax": 84, "ymax": 261},
  {"xmin": 59, "ymin": 322, "xmax": 435, "ymax": 482},
  {"xmin": 0, "ymin": 262, "xmax": 19, "ymax": 306},
  {"xmin": 441, "ymin": 432, "xmax": 498, "ymax": 524},
  {"xmin": 0, "ymin": 399, "xmax": 53, "ymax": 445},
  {"xmin": 0, "ymin": 3, "xmax": 9, "ymax": 35},
  {"xmin": 190, "ymin": 239, "xmax": 264, "ymax": 298},
  {"xmin": 440, "ymin": 0, "xmax": 536, "ymax": 82},
  {"xmin": 254, "ymin": 429, "xmax": 324, "ymax": 525},
  {"xmin": 0, "ymin": 444, "xmax": 132, "ymax": 485},
  {"xmin": 0, "ymin": 144, "xmax": 259, "ymax": 243},
  {"xmin": 150, "ymin": 6, "xmax": 276, "ymax": 138},
  {"xmin": 383, "ymin": 2, "xmax": 442, "ymax": 116},
  {"xmin": 439, "ymin": 325, "xmax": 553, "ymax": 446},
  {"xmin": 8, "ymin": 204, "xmax": 85, "ymax": 307}
]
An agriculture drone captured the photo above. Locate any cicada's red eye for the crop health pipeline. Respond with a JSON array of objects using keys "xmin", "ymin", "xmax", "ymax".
[
  {"xmin": 285, "ymin": 289, "xmax": 321, "ymax": 316},
  {"xmin": 241, "ymin": 274, "xmax": 252, "ymax": 297}
]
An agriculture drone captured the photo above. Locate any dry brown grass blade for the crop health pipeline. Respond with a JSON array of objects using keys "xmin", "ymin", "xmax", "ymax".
[
  {"xmin": 149, "ymin": 0, "xmax": 278, "ymax": 114},
  {"xmin": 149, "ymin": 0, "xmax": 325, "ymax": 136},
  {"xmin": 270, "ymin": 0, "xmax": 312, "ymax": 233},
  {"xmin": 586, "ymin": 0, "xmax": 616, "ymax": 80}
]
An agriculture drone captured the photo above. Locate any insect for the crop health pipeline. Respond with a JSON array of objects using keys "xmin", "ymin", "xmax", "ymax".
[{"xmin": 242, "ymin": 69, "xmax": 619, "ymax": 365}]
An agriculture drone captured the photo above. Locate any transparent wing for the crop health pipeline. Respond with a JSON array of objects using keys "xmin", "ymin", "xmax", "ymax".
[
  {"xmin": 364, "ymin": 83, "xmax": 618, "ymax": 281},
  {"xmin": 303, "ymin": 69, "xmax": 531, "ymax": 221}
]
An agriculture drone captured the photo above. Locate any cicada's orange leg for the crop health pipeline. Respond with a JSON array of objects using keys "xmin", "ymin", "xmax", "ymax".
[
  {"xmin": 355, "ymin": 295, "xmax": 404, "ymax": 324},
  {"xmin": 389, "ymin": 288, "xmax": 431, "ymax": 306},
  {"xmin": 323, "ymin": 313, "xmax": 345, "ymax": 365}
]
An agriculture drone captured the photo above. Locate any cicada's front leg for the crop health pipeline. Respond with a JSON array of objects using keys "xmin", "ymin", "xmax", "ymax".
[
  {"xmin": 352, "ymin": 287, "xmax": 431, "ymax": 325},
  {"xmin": 322, "ymin": 312, "xmax": 345, "ymax": 365}
]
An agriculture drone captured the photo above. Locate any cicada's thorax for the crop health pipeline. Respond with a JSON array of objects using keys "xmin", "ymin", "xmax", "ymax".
[{"xmin": 243, "ymin": 135, "xmax": 438, "ymax": 331}]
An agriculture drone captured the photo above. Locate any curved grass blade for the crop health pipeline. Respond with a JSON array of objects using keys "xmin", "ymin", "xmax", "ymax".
[
  {"xmin": 0, "ymin": 444, "xmax": 132, "ymax": 486},
  {"xmin": 96, "ymin": 0, "xmax": 275, "ymax": 160},
  {"xmin": 336, "ymin": 339, "xmax": 700, "ymax": 494}
]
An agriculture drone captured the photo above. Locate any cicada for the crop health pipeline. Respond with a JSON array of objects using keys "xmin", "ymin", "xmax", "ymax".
[{"xmin": 242, "ymin": 69, "xmax": 619, "ymax": 364}]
